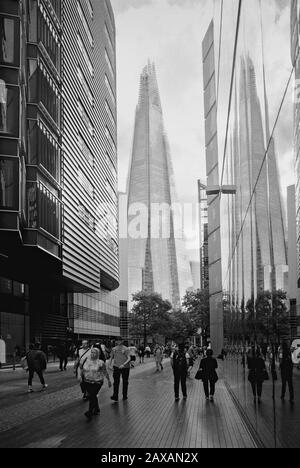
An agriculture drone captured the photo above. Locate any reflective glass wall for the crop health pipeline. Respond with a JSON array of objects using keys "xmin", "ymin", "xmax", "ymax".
[{"xmin": 203, "ymin": 0, "xmax": 299, "ymax": 447}]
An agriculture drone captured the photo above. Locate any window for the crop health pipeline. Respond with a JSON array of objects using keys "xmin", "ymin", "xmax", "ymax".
[
  {"xmin": 28, "ymin": 119, "xmax": 60, "ymax": 181},
  {"xmin": 105, "ymin": 49, "xmax": 114, "ymax": 78},
  {"xmin": 77, "ymin": 1, "xmax": 93, "ymax": 47},
  {"xmin": 77, "ymin": 66, "xmax": 94, "ymax": 106},
  {"xmin": 78, "ymin": 168, "xmax": 94, "ymax": 198},
  {"xmin": 105, "ymin": 126, "xmax": 116, "ymax": 153},
  {"xmin": 0, "ymin": 80, "xmax": 19, "ymax": 137},
  {"xmin": 0, "ymin": 16, "xmax": 20, "ymax": 66},
  {"xmin": 78, "ymin": 204, "xmax": 95, "ymax": 230},
  {"xmin": 0, "ymin": 157, "xmax": 19, "ymax": 210},
  {"xmin": 105, "ymin": 74, "xmax": 115, "ymax": 106},
  {"xmin": 28, "ymin": 59, "xmax": 60, "ymax": 124},
  {"xmin": 78, "ymin": 101, "xmax": 94, "ymax": 136},
  {"xmin": 105, "ymin": 100, "xmax": 115, "ymax": 128},
  {"xmin": 27, "ymin": 181, "xmax": 61, "ymax": 239},
  {"xmin": 105, "ymin": 152, "xmax": 117, "ymax": 179},
  {"xmin": 106, "ymin": 178, "xmax": 116, "ymax": 202},
  {"xmin": 38, "ymin": 3, "xmax": 60, "ymax": 70},
  {"xmin": 78, "ymin": 134, "xmax": 94, "ymax": 166},
  {"xmin": 77, "ymin": 34, "xmax": 93, "ymax": 76},
  {"xmin": 105, "ymin": 23, "xmax": 114, "ymax": 56},
  {"xmin": 85, "ymin": 0, "xmax": 94, "ymax": 19}
]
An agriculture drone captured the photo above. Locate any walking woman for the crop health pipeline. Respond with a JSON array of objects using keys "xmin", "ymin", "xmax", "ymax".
[
  {"xmin": 247, "ymin": 347, "xmax": 267, "ymax": 403},
  {"xmin": 280, "ymin": 345, "xmax": 294, "ymax": 403},
  {"xmin": 80, "ymin": 347, "xmax": 112, "ymax": 419},
  {"xmin": 199, "ymin": 349, "xmax": 218, "ymax": 401},
  {"xmin": 154, "ymin": 345, "xmax": 164, "ymax": 372}
]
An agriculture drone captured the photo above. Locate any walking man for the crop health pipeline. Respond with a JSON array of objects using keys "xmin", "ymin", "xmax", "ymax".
[
  {"xmin": 27, "ymin": 343, "xmax": 48, "ymax": 393},
  {"xmin": 171, "ymin": 344, "xmax": 188, "ymax": 401},
  {"xmin": 74, "ymin": 339, "xmax": 91, "ymax": 400},
  {"xmin": 109, "ymin": 338, "xmax": 131, "ymax": 401}
]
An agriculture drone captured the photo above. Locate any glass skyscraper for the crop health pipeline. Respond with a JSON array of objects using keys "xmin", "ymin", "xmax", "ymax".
[{"xmin": 127, "ymin": 62, "xmax": 192, "ymax": 309}]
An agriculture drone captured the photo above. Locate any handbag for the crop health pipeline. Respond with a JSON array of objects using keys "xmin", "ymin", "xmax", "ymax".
[
  {"xmin": 195, "ymin": 369, "xmax": 204, "ymax": 380},
  {"xmin": 262, "ymin": 369, "xmax": 269, "ymax": 381},
  {"xmin": 20, "ymin": 356, "xmax": 28, "ymax": 371}
]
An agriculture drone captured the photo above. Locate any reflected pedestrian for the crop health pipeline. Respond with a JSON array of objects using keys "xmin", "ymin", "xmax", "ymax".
[
  {"xmin": 280, "ymin": 345, "xmax": 294, "ymax": 403},
  {"xmin": 199, "ymin": 349, "xmax": 218, "ymax": 401},
  {"xmin": 138, "ymin": 345, "xmax": 145, "ymax": 364},
  {"xmin": 247, "ymin": 347, "xmax": 267, "ymax": 403}
]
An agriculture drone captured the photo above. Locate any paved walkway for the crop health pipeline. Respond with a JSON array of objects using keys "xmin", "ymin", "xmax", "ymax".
[
  {"xmin": 0, "ymin": 359, "xmax": 256, "ymax": 448},
  {"xmin": 223, "ymin": 358, "xmax": 300, "ymax": 448}
]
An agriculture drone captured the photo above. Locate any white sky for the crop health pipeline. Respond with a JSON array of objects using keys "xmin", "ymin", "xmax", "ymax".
[{"xmin": 111, "ymin": 0, "xmax": 294, "ymax": 260}]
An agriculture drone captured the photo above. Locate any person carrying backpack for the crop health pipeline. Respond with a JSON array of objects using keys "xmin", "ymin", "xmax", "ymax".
[
  {"xmin": 171, "ymin": 344, "xmax": 189, "ymax": 401},
  {"xmin": 26, "ymin": 343, "xmax": 48, "ymax": 393}
]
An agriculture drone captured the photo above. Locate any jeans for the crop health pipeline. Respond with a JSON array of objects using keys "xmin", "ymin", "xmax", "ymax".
[
  {"xmin": 28, "ymin": 369, "xmax": 45, "ymax": 387},
  {"xmin": 203, "ymin": 379, "xmax": 215, "ymax": 397},
  {"xmin": 174, "ymin": 372, "xmax": 187, "ymax": 398},
  {"xmin": 112, "ymin": 367, "xmax": 130, "ymax": 399},
  {"xmin": 281, "ymin": 378, "xmax": 294, "ymax": 401},
  {"xmin": 59, "ymin": 357, "xmax": 68, "ymax": 370},
  {"xmin": 85, "ymin": 382, "xmax": 103, "ymax": 413}
]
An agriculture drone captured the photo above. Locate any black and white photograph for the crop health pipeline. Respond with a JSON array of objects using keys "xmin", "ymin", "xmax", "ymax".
[{"xmin": 0, "ymin": 0, "xmax": 299, "ymax": 453}]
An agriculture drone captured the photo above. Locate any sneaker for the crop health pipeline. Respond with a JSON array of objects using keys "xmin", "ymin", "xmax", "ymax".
[
  {"xmin": 209, "ymin": 396, "xmax": 214, "ymax": 401},
  {"xmin": 28, "ymin": 387, "xmax": 33, "ymax": 393},
  {"xmin": 175, "ymin": 397, "xmax": 180, "ymax": 401},
  {"xmin": 42, "ymin": 384, "xmax": 48, "ymax": 391},
  {"xmin": 84, "ymin": 411, "xmax": 93, "ymax": 420},
  {"xmin": 111, "ymin": 396, "xmax": 118, "ymax": 402},
  {"xmin": 123, "ymin": 396, "xmax": 128, "ymax": 401}
]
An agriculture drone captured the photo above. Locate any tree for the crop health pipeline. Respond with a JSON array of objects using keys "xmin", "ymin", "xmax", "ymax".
[
  {"xmin": 130, "ymin": 291, "xmax": 173, "ymax": 345},
  {"xmin": 182, "ymin": 288, "xmax": 210, "ymax": 339}
]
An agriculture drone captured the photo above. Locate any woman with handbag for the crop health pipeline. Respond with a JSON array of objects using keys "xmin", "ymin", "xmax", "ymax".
[
  {"xmin": 247, "ymin": 347, "xmax": 268, "ymax": 403},
  {"xmin": 199, "ymin": 349, "xmax": 218, "ymax": 401}
]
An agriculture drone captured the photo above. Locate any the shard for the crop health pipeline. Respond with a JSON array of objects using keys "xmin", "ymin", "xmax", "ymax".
[{"xmin": 127, "ymin": 62, "xmax": 192, "ymax": 309}]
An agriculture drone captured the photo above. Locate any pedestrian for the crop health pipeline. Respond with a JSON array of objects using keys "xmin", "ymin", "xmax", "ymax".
[
  {"xmin": 145, "ymin": 345, "xmax": 151, "ymax": 358},
  {"xmin": 247, "ymin": 347, "xmax": 268, "ymax": 403},
  {"xmin": 109, "ymin": 337, "xmax": 131, "ymax": 401},
  {"xmin": 56, "ymin": 340, "xmax": 68, "ymax": 371},
  {"xmin": 280, "ymin": 345, "xmax": 294, "ymax": 403},
  {"xmin": 138, "ymin": 345, "xmax": 145, "ymax": 364},
  {"xmin": 199, "ymin": 349, "xmax": 218, "ymax": 401},
  {"xmin": 79, "ymin": 347, "xmax": 112, "ymax": 419},
  {"xmin": 128, "ymin": 342, "xmax": 138, "ymax": 368},
  {"xmin": 74, "ymin": 339, "xmax": 91, "ymax": 400},
  {"xmin": 154, "ymin": 344, "xmax": 164, "ymax": 372},
  {"xmin": 171, "ymin": 344, "xmax": 188, "ymax": 401},
  {"xmin": 27, "ymin": 343, "xmax": 48, "ymax": 393}
]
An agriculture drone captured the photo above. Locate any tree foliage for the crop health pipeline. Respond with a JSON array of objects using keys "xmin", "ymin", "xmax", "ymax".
[
  {"xmin": 129, "ymin": 291, "xmax": 173, "ymax": 344},
  {"xmin": 182, "ymin": 288, "xmax": 210, "ymax": 336}
]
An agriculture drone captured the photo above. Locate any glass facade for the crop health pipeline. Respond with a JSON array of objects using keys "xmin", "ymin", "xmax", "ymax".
[
  {"xmin": 203, "ymin": 0, "xmax": 292, "ymax": 351},
  {"xmin": 0, "ymin": 157, "xmax": 19, "ymax": 210}
]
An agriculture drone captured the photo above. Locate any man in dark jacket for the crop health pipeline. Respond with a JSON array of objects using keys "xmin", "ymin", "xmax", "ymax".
[
  {"xmin": 171, "ymin": 344, "xmax": 188, "ymax": 401},
  {"xmin": 27, "ymin": 343, "xmax": 48, "ymax": 393},
  {"xmin": 199, "ymin": 349, "xmax": 218, "ymax": 401},
  {"xmin": 280, "ymin": 346, "xmax": 294, "ymax": 403}
]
